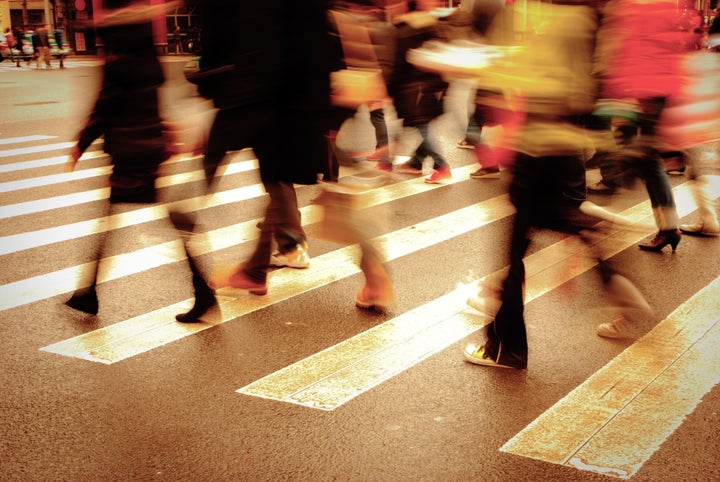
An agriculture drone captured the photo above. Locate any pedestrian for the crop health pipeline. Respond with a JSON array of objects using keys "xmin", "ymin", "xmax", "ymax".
[
  {"xmin": 62, "ymin": 0, "xmax": 212, "ymax": 318},
  {"xmin": 462, "ymin": 2, "xmax": 654, "ymax": 368},
  {"xmin": 389, "ymin": 8, "xmax": 452, "ymax": 184},
  {"xmin": 4, "ymin": 28, "xmax": 17, "ymax": 63},
  {"xmin": 35, "ymin": 24, "xmax": 52, "ymax": 69},
  {"xmin": 327, "ymin": 1, "xmax": 397, "ymax": 174},
  {"xmin": 198, "ymin": 0, "xmax": 395, "ymax": 313},
  {"xmin": 658, "ymin": 42, "xmax": 720, "ymax": 237},
  {"xmin": 182, "ymin": 0, "xmax": 327, "ymax": 318},
  {"xmin": 173, "ymin": 25, "xmax": 182, "ymax": 54},
  {"xmin": 588, "ymin": 0, "xmax": 699, "ymax": 252}
]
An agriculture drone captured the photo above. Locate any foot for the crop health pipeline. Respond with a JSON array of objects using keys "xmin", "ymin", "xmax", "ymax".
[
  {"xmin": 355, "ymin": 284, "xmax": 394, "ymax": 312},
  {"xmin": 469, "ymin": 166, "xmax": 500, "ymax": 179},
  {"xmin": 597, "ymin": 315, "xmax": 636, "ymax": 339},
  {"xmin": 456, "ymin": 138, "xmax": 475, "ymax": 150},
  {"xmin": 425, "ymin": 165, "xmax": 452, "ymax": 184},
  {"xmin": 375, "ymin": 161, "xmax": 393, "ymax": 173},
  {"xmin": 367, "ymin": 144, "xmax": 390, "ymax": 162},
  {"xmin": 210, "ymin": 266, "xmax": 267, "ymax": 295},
  {"xmin": 462, "ymin": 342, "xmax": 526, "ymax": 369},
  {"xmin": 679, "ymin": 222, "xmax": 720, "ymax": 237},
  {"xmin": 395, "ymin": 160, "xmax": 423, "ymax": 175},
  {"xmin": 638, "ymin": 229, "xmax": 681, "ymax": 252},
  {"xmin": 175, "ymin": 291, "xmax": 217, "ymax": 323},
  {"xmin": 587, "ymin": 180, "xmax": 616, "ymax": 194},
  {"xmin": 270, "ymin": 242, "xmax": 310, "ymax": 269},
  {"xmin": 65, "ymin": 287, "xmax": 99, "ymax": 315}
]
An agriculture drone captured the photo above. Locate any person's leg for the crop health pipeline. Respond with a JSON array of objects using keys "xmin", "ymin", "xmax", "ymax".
[
  {"xmin": 418, "ymin": 124, "xmax": 451, "ymax": 184},
  {"xmin": 681, "ymin": 143, "xmax": 720, "ymax": 236},
  {"xmin": 464, "ymin": 154, "xmax": 535, "ymax": 369}
]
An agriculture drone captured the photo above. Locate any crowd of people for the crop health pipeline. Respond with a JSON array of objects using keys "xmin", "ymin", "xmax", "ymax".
[{"xmin": 63, "ymin": 0, "xmax": 719, "ymax": 371}]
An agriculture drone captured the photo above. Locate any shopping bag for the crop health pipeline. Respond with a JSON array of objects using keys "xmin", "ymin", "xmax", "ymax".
[{"xmin": 330, "ymin": 68, "xmax": 388, "ymax": 109}]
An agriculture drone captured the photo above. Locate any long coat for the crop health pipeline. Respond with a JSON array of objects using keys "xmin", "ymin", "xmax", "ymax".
[
  {"xmin": 192, "ymin": 0, "xmax": 335, "ymax": 185},
  {"xmin": 75, "ymin": 21, "xmax": 167, "ymax": 203}
]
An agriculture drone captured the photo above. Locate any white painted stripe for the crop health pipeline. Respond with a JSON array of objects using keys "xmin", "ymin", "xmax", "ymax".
[
  {"xmin": 0, "ymin": 135, "xmax": 56, "ymax": 145},
  {"xmin": 0, "ymin": 156, "xmax": 256, "ymax": 194},
  {"xmin": 34, "ymin": 180, "xmax": 712, "ymax": 367},
  {"xmin": 501, "ymin": 278, "xmax": 720, "ymax": 479},
  {"xmin": 0, "ymin": 151, "xmax": 107, "ymax": 174},
  {"xmin": 234, "ymin": 194, "xmax": 667, "ymax": 410},
  {"xmin": 0, "ymin": 150, "xmax": 106, "ymax": 174},
  {"xmin": 0, "ymin": 164, "xmax": 473, "ymax": 255},
  {"xmin": 0, "ymin": 158, "xmax": 260, "ymax": 219},
  {"xmin": 0, "ymin": 142, "xmax": 77, "ymax": 158}
]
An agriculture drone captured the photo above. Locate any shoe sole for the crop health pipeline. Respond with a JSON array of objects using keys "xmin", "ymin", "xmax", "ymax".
[{"xmin": 470, "ymin": 172, "xmax": 501, "ymax": 179}]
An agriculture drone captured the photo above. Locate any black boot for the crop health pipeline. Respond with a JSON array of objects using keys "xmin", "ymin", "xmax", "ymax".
[
  {"xmin": 169, "ymin": 212, "xmax": 217, "ymax": 323},
  {"xmin": 65, "ymin": 285, "xmax": 99, "ymax": 315},
  {"xmin": 176, "ymin": 255, "xmax": 217, "ymax": 323},
  {"xmin": 639, "ymin": 229, "xmax": 681, "ymax": 252}
]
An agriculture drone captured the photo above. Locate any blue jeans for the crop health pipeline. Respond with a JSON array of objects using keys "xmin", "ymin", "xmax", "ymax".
[{"xmin": 406, "ymin": 124, "xmax": 449, "ymax": 171}]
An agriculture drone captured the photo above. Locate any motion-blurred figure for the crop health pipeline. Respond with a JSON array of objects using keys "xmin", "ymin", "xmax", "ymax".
[
  {"xmin": 659, "ymin": 43, "xmax": 720, "ymax": 237},
  {"xmin": 64, "ymin": 0, "xmax": 209, "ymax": 317},
  {"xmin": 590, "ymin": 0, "xmax": 698, "ymax": 252},
  {"xmin": 461, "ymin": 2, "xmax": 654, "ymax": 368}
]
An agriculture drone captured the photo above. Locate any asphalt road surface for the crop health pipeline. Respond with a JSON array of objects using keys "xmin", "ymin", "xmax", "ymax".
[{"xmin": 1, "ymin": 56, "xmax": 719, "ymax": 481}]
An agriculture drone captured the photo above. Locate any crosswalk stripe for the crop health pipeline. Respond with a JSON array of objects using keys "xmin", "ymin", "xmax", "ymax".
[
  {"xmin": 0, "ymin": 135, "xmax": 56, "ymax": 145},
  {"xmin": 0, "ymin": 141, "xmax": 77, "ymax": 158},
  {"xmin": 234, "ymin": 192, "xmax": 669, "ymax": 410},
  {"xmin": 501, "ymin": 277, "xmax": 720, "ymax": 479},
  {"xmin": 0, "ymin": 163, "xmax": 472, "ymax": 256},
  {"xmin": 0, "ymin": 155, "xmax": 256, "ymax": 194},
  {"xmin": 0, "ymin": 141, "xmax": 104, "ymax": 173},
  {"xmin": 39, "ymin": 181, "xmax": 702, "ymax": 365}
]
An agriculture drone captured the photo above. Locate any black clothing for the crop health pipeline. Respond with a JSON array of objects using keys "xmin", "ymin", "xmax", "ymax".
[{"xmin": 76, "ymin": 22, "xmax": 167, "ymax": 203}]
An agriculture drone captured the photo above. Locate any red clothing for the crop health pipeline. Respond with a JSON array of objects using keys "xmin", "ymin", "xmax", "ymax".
[{"xmin": 600, "ymin": 1, "xmax": 691, "ymax": 100}]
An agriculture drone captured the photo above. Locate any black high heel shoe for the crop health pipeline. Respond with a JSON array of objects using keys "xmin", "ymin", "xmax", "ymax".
[{"xmin": 639, "ymin": 229, "xmax": 681, "ymax": 252}]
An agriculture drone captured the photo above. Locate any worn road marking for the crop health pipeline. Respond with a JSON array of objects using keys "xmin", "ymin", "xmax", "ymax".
[
  {"xmin": 0, "ymin": 135, "xmax": 56, "ymax": 146},
  {"xmin": 501, "ymin": 277, "xmax": 720, "ymax": 479}
]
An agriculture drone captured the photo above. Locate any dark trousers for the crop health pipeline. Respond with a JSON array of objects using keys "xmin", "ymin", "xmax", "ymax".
[{"xmin": 486, "ymin": 153, "xmax": 597, "ymax": 365}]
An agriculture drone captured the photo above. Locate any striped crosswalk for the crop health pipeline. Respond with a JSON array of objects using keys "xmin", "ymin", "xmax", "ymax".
[{"xmin": 1, "ymin": 131, "xmax": 719, "ymax": 479}]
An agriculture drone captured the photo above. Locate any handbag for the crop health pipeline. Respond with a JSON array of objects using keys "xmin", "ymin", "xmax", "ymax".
[{"xmin": 330, "ymin": 68, "xmax": 388, "ymax": 109}]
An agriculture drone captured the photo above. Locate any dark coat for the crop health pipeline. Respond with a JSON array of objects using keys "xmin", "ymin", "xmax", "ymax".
[
  {"xmin": 388, "ymin": 21, "xmax": 448, "ymax": 126},
  {"xmin": 76, "ymin": 21, "xmax": 167, "ymax": 203},
  {"xmin": 192, "ymin": 0, "xmax": 335, "ymax": 185}
]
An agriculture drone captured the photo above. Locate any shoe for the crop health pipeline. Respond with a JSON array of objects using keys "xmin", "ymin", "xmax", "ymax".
[
  {"xmin": 587, "ymin": 180, "xmax": 616, "ymax": 194},
  {"xmin": 638, "ymin": 229, "xmax": 681, "ymax": 252},
  {"xmin": 462, "ymin": 342, "xmax": 526, "ymax": 369},
  {"xmin": 175, "ymin": 289, "xmax": 217, "ymax": 323},
  {"xmin": 597, "ymin": 315, "xmax": 636, "ymax": 339},
  {"xmin": 395, "ymin": 160, "xmax": 423, "ymax": 175},
  {"xmin": 424, "ymin": 165, "xmax": 452, "ymax": 184},
  {"xmin": 210, "ymin": 266, "xmax": 267, "ymax": 295},
  {"xmin": 355, "ymin": 285, "xmax": 394, "ymax": 312},
  {"xmin": 375, "ymin": 161, "xmax": 393, "ymax": 173},
  {"xmin": 367, "ymin": 145, "xmax": 390, "ymax": 162},
  {"xmin": 65, "ymin": 286, "xmax": 99, "ymax": 315},
  {"xmin": 469, "ymin": 166, "xmax": 500, "ymax": 179},
  {"xmin": 679, "ymin": 223, "xmax": 720, "ymax": 237},
  {"xmin": 456, "ymin": 138, "xmax": 474, "ymax": 150},
  {"xmin": 270, "ymin": 242, "xmax": 310, "ymax": 269}
]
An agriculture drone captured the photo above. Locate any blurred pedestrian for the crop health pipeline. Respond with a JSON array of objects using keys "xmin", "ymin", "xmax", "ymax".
[
  {"xmin": 328, "ymin": 1, "xmax": 397, "ymax": 174},
  {"xmin": 389, "ymin": 9, "xmax": 452, "ymax": 184},
  {"xmin": 173, "ymin": 25, "xmax": 182, "ymax": 54},
  {"xmin": 659, "ymin": 43, "xmax": 720, "ymax": 237},
  {"xmin": 589, "ymin": 0, "xmax": 699, "ymax": 252},
  {"xmin": 63, "ymin": 1, "xmax": 212, "ymax": 318},
  {"xmin": 462, "ymin": 2, "xmax": 654, "ymax": 367},
  {"xmin": 186, "ymin": 0, "xmax": 329, "ymax": 314},
  {"xmin": 35, "ymin": 24, "xmax": 52, "ymax": 69}
]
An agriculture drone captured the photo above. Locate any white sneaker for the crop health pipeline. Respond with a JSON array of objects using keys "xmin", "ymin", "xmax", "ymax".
[
  {"xmin": 269, "ymin": 243, "xmax": 310, "ymax": 269},
  {"xmin": 597, "ymin": 315, "xmax": 636, "ymax": 339}
]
